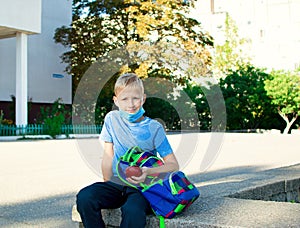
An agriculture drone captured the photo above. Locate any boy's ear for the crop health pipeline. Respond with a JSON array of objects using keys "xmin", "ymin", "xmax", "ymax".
[
  {"xmin": 113, "ymin": 96, "xmax": 119, "ymax": 107},
  {"xmin": 142, "ymin": 94, "xmax": 146, "ymax": 104}
]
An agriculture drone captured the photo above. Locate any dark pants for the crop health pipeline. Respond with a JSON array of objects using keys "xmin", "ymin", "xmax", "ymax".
[{"xmin": 76, "ymin": 179, "xmax": 151, "ymax": 228}]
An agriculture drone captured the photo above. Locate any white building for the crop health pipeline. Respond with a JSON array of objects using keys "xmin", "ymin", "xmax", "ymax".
[
  {"xmin": 0, "ymin": 0, "xmax": 72, "ymax": 125},
  {"xmin": 191, "ymin": 0, "xmax": 300, "ymax": 71}
]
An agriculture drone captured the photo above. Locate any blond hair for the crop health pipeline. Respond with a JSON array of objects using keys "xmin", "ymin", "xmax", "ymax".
[{"xmin": 114, "ymin": 73, "xmax": 144, "ymax": 95}]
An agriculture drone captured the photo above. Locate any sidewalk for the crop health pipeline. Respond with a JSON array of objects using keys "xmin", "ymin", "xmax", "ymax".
[{"xmin": 0, "ymin": 133, "xmax": 300, "ymax": 227}]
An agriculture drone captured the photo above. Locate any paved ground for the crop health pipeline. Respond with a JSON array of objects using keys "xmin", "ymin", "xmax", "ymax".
[{"xmin": 0, "ymin": 133, "xmax": 300, "ymax": 227}]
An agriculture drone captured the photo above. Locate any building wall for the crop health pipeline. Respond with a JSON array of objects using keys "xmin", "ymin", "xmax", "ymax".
[
  {"xmin": 0, "ymin": 0, "xmax": 41, "ymax": 34},
  {"xmin": 0, "ymin": 0, "xmax": 72, "ymax": 104},
  {"xmin": 192, "ymin": 0, "xmax": 300, "ymax": 71}
]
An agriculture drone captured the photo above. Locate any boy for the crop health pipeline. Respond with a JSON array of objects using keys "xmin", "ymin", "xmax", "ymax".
[{"xmin": 76, "ymin": 73, "xmax": 179, "ymax": 228}]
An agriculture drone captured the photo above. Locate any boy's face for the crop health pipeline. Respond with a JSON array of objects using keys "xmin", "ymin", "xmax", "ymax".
[{"xmin": 114, "ymin": 86, "xmax": 146, "ymax": 114}]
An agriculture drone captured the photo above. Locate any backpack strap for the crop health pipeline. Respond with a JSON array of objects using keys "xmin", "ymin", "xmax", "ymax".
[
  {"xmin": 122, "ymin": 146, "xmax": 140, "ymax": 162},
  {"xmin": 159, "ymin": 216, "xmax": 165, "ymax": 228},
  {"xmin": 168, "ymin": 171, "xmax": 178, "ymax": 194}
]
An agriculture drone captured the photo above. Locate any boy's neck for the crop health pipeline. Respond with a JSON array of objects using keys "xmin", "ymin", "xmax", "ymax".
[{"xmin": 135, "ymin": 116, "xmax": 145, "ymax": 122}]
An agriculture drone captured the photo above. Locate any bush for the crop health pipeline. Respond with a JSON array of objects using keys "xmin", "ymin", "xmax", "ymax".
[
  {"xmin": 38, "ymin": 98, "xmax": 70, "ymax": 138},
  {"xmin": 0, "ymin": 110, "xmax": 14, "ymax": 125}
]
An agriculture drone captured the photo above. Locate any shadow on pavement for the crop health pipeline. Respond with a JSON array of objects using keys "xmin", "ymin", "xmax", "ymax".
[{"xmin": 0, "ymin": 192, "xmax": 78, "ymax": 228}]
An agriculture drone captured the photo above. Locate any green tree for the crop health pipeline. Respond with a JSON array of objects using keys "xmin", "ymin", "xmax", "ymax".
[
  {"xmin": 220, "ymin": 65, "xmax": 277, "ymax": 130},
  {"xmin": 144, "ymin": 98, "xmax": 180, "ymax": 130},
  {"xmin": 212, "ymin": 12, "xmax": 251, "ymax": 79},
  {"xmin": 54, "ymin": 0, "xmax": 214, "ymax": 97},
  {"xmin": 183, "ymin": 82, "xmax": 211, "ymax": 130},
  {"xmin": 55, "ymin": 0, "xmax": 214, "ymax": 127},
  {"xmin": 142, "ymin": 78, "xmax": 200, "ymax": 131},
  {"xmin": 265, "ymin": 70, "xmax": 300, "ymax": 134}
]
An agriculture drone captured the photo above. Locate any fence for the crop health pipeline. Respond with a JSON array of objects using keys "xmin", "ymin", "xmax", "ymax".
[{"xmin": 0, "ymin": 124, "xmax": 102, "ymax": 136}]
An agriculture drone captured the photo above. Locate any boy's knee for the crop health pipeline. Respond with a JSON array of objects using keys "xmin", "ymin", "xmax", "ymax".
[{"xmin": 76, "ymin": 187, "xmax": 93, "ymax": 209}]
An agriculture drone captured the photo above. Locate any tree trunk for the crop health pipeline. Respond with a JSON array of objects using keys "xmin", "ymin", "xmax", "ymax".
[{"xmin": 279, "ymin": 111, "xmax": 298, "ymax": 134}]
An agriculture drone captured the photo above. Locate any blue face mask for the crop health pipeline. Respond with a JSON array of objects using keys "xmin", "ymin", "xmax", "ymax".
[{"xmin": 119, "ymin": 107, "xmax": 145, "ymax": 122}]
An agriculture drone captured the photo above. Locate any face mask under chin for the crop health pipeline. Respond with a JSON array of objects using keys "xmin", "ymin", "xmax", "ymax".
[{"xmin": 119, "ymin": 107, "xmax": 145, "ymax": 122}]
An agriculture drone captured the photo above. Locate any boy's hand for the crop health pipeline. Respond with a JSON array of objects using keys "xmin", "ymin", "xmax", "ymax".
[{"xmin": 126, "ymin": 167, "xmax": 149, "ymax": 184}]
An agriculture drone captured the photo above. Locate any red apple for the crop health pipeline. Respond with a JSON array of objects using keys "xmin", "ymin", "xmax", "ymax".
[{"xmin": 125, "ymin": 166, "xmax": 142, "ymax": 178}]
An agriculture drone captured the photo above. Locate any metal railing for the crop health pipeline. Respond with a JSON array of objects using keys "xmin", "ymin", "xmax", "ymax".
[{"xmin": 0, "ymin": 124, "xmax": 102, "ymax": 136}]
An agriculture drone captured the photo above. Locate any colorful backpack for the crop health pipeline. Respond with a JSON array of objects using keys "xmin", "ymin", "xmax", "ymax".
[{"xmin": 116, "ymin": 146, "xmax": 200, "ymax": 228}]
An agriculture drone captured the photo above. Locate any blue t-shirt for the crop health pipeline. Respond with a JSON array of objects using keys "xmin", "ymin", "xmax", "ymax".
[{"xmin": 100, "ymin": 110, "xmax": 173, "ymax": 175}]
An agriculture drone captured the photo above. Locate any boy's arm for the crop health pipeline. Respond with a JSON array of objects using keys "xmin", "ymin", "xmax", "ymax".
[
  {"xmin": 101, "ymin": 141, "xmax": 114, "ymax": 181},
  {"xmin": 128, "ymin": 153, "xmax": 179, "ymax": 184},
  {"xmin": 145, "ymin": 153, "xmax": 179, "ymax": 175}
]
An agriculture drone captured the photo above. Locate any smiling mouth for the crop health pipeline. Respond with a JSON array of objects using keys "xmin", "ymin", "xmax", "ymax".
[{"xmin": 127, "ymin": 110, "xmax": 137, "ymax": 113}]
